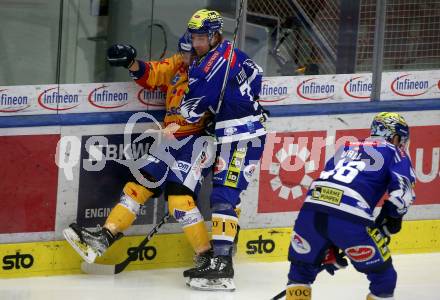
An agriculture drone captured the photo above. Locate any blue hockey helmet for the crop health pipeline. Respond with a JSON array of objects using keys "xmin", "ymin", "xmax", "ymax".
[{"xmin": 371, "ymin": 112, "xmax": 410, "ymax": 146}]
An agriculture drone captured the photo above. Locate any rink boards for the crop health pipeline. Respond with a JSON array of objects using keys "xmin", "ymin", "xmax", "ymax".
[
  {"xmin": 0, "ymin": 109, "xmax": 439, "ymax": 278},
  {"xmin": 0, "ymin": 219, "xmax": 439, "ymax": 278},
  {"xmin": 1, "ymin": 72, "xmax": 440, "ymax": 278}
]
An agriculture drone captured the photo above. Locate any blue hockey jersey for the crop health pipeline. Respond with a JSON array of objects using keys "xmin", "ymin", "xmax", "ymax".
[
  {"xmin": 180, "ymin": 40, "xmax": 266, "ymax": 143},
  {"xmin": 303, "ymin": 137, "xmax": 416, "ymax": 225}
]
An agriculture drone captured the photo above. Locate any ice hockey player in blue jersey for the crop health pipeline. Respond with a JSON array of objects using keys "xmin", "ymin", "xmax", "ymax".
[
  {"xmin": 284, "ymin": 112, "xmax": 416, "ymax": 300},
  {"xmin": 179, "ymin": 9, "xmax": 267, "ymax": 291}
]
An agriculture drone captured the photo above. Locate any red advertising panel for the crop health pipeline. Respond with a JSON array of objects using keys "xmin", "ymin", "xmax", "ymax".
[
  {"xmin": 258, "ymin": 125, "xmax": 440, "ymax": 213},
  {"xmin": 407, "ymin": 125, "xmax": 440, "ymax": 205},
  {"xmin": 0, "ymin": 135, "xmax": 59, "ymax": 233},
  {"xmin": 258, "ymin": 131, "xmax": 327, "ymax": 213},
  {"xmin": 337, "ymin": 126, "xmax": 440, "ymax": 205}
]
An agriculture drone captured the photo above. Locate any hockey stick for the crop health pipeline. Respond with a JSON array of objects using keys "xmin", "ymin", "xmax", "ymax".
[
  {"xmin": 215, "ymin": 0, "xmax": 245, "ymax": 114},
  {"xmin": 81, "ymin": 213, "xmax": 170, "ymax": 275},
  {"xmin": 271, "ymin": 290, "xmax": 286, "ymax": 300}
]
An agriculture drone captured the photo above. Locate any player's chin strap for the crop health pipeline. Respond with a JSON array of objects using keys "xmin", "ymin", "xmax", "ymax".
[{"xmin": 215, "ymin": 0, "xmax": 245, "ymax": 115}]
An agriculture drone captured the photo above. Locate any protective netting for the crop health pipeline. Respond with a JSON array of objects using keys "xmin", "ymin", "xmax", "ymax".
[
  {"xmin": 248, "ymin": 0, "xmax": 340, "ymax": 74},
  {"xmin": 248, "ymin": 0, "xmax": 440, "ymax": 74},
  {"xmin": 357, "ymin": 0, "xmax": 440, "ymax": 71}
]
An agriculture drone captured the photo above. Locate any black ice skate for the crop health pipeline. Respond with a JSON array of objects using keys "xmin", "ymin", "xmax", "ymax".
[
  {"xmin": 183, "ymin": 248, "xmax": 214, "ymax": 278},
  {"xmin": 186, "ymin": 255, "xmax": 235, "ymax": 291},
  {"xmin": 63, "ymin": 223, "xmax": 121, "ymax": 264}
]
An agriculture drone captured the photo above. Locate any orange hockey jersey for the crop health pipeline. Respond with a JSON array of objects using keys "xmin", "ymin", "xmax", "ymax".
[{"xmin": 133, "ymin": 54, "xmax": 209, "ymax": 136}]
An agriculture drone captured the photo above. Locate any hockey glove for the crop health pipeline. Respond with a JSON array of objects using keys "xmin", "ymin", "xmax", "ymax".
[
  {"xmin": 321, "ymin": 246, "xmax": 348, "ymax": 275},
  {"xmin": 375, "ymin": 200, "xmax": 403, "ymax": 237},
  {"xmin": 204, "ymin": 120, "xmax": 216, "ymax": 137},
  {"xmin": 107, "ymin": 44, "xmax": 137, "ymax": 68},
  {"xmin": 203, "ymin": 114, "xmax": 216, "ymax": 137},
  {"xmin": 255, "ymin": 97, "xmax": 270, "ymax": 122}
]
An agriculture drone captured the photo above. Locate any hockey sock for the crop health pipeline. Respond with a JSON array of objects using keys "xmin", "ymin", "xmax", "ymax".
[
  {"xmin": 286, "ymin": 283, "xmax": 311, "ymax": 300},
  {"xmin": 168, "ymin": 195, "xmax": 210, "ymax": 254},
  {"xmin": 104, "ymin": 182, "xmax": 154, "ymax": 233},
  {"xmin": 212, "ymin": 209, "xmax": 238, "ymax": 256}
]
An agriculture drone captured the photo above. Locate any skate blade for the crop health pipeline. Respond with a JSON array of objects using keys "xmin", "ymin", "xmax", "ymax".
[
  {"xmin": 187, "ymin": 278, "xmax": 236, "ymax": 291},
  {"xmin": 63, "ymin": 228, "xmax": 98, "ymax": 264}
]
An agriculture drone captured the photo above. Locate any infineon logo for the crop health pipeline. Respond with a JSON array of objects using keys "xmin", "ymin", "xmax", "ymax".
[
  {"xmin": 297, "ymin": 78, "xmax": 335, "ymax": 101},
  {"xmin": 259, "ymin": 80, "xmax": 288, "ymax": 103},
  {"xmin": 0, "ymin": 89, "xmax": 29, "ymax": 113},
  {"xmin": 88, "ymin": 85, "xmax": 129, "ymax": 109},
  {"xmin": 343, "ymin": 76, "xmax": 371, "ymax": 99},
  {"xmin": 37, "ymin": 87, "xmax": 79, "ymax": 111},
  {"xmin": 137, "ymin": 89, "xmax": 165, "ymax": 107},
  {"xmin": 391, "ymin": 74, "xmax": 430, "ymax": 97}
]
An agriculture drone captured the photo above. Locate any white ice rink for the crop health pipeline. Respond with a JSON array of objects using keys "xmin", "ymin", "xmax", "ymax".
[{"xmin": 0, "ymin": 253, "xmax": 438, "ymax": 300}]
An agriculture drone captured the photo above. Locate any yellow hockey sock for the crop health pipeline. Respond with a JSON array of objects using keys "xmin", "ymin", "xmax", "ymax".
[
  {"xmin": 122, "ymin": 182, "xmax": 154, "ymax": 204},
  {"xmin": 286, "ymin": 284, "xmax": 312, "ymax": 300},
  {"xmin": 212, "ymin": 213, "xmax": 238, "ymax": 243},
  {"xmin": 168, "ymin": 195, "xmax": 210, "ymax": 254},
  {"xmin": 105, "ymin": 182, "xmax": 154, "ymax": 233},
  {"xmin": 105, "ymin": 204, "xmax": 137, "ymax": 233}
]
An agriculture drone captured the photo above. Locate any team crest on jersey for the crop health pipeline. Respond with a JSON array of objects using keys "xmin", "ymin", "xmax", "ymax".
[{"xmin": 291, "ymin": 232, "xmax": 311, "ymax": 254}]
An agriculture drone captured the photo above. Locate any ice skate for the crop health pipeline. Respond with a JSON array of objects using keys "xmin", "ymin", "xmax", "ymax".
[
  {"xmin": 63, "ymin": 223, "xmax": 121, "ymax": 264},
  {"xmin": 183, "ymin": 248, "xmax": 214, "ymax": 283},
  {"xmin": 186, "ymin": 255, "xmax": 235, "ymax": 291}
]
